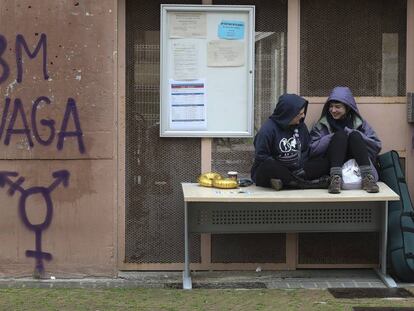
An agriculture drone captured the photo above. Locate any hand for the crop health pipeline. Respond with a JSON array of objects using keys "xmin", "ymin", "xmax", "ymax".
[{"xmin": 344, "ymin": 127, "xmax": 353, "ymax": 134}]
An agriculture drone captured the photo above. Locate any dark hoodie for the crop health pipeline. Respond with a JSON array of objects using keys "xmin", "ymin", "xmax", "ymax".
[{"xmin": 251, "ymin": 94, "xmax": 310, "ymax": 182}]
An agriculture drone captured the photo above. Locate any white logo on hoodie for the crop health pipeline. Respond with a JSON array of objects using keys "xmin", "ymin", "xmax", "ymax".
[{"xmin": 279, "ymin": 136, "xmax": 298, "ymax": 153}]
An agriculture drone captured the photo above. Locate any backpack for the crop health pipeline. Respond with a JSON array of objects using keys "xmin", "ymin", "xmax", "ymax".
[{"xmin": 378, "ymin": 150, "xmax": 414, "ymax": 282}]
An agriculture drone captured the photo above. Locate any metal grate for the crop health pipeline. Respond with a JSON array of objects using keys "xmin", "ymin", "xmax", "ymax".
[
  {"xmin": 205, "ymin": 208, "xmax": 374, "ymax": 225},
  {"xmin": 298, "ymin": 233, "xmax": 379, "ymax": 264},
  {"xmin": 299, "ymin": 0, "xmax": 403, "ymax": 264},
  {"xmin": 211, "ymin": 0, "xmax": 288, "ymax": 178},
  {"xmin": 408, "ymin": 92, "xmax": 414, "ymax": 123},
  {"xmin": 190, "ymin": 203, "xmax": 380, "ymax": 233},
  {"xmin": 125, "ymin": 0, "xmax": 202, "ymax": 264},
  {"xmin": 300, "ymin": 0, "xmax": 407, "ymax": 96},
  {"xmin": 211, "ymin": 234, "xmax": 285, "ymax": 263},
  {"xmin": 210, "ymin": 0, "xmax": 288, "ymax": 264},
  {"xmin": 213, "ymin": 0, "xmax": 287, "ymax": 34},
  {"xmin": 330, "ymin": 288, "xmax": 414, "ymax": 299}
]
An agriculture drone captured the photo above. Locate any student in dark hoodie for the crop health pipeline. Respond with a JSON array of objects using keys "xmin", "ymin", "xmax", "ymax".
[
  {"xmin": 251, "ymin": 93, "xmax": 330, "ymax": 190},
  {"xmin": 309, "ymin": 86, "xmax": 381, "ymax": 194}
]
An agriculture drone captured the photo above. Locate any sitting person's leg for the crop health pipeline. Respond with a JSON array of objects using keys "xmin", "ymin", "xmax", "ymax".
[
  {"xmin": 303, "ymin": 157, "xmax": 330, "ymax": 180},
  {"xmin": 255, "ymin": 158, "xmax": 330, "ymax": 190},
  {"xmin": 326, "ymin": 130, "xmax": 348, "ymax": 193},
  {"xmin": 347, "ymin": 131, "xmax": 379, "ymax": 193},
  {"xmin": 255, "ymin": 158, "xmax": 296, "ymax": 189}
]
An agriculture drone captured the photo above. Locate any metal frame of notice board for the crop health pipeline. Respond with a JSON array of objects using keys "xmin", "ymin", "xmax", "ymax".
[{"xmin": 160, "ymin": 5, "xmax": 255, "ymax": 137}]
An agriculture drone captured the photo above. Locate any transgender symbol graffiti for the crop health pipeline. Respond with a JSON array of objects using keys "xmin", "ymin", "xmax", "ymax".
[{"xmin": 0, "ymin": 170, "xmax": 70, "ymax": 276}]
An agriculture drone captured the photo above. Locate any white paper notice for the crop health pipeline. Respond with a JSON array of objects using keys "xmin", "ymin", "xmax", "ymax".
[
  {"xmin": 207, "ymin": 40, "xmax": 245, "ymax": 67},
  {"xmin": 172, "ymin": 41, "xmax": 199, "ymax": 80},
  {"xmin": 170, "ymin": 79, "xmax": 207, "ymax": 130},
  {"xmin": 169, "ymin": 12, "xmax": 207, "ymax": 38}
]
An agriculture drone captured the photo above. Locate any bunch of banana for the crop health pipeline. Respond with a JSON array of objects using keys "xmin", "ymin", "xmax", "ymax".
[
  {"xmin": 198, "ymin": 172, "xmax": 238, "ymax": 189},
  {"xmin": 198, "ymin": 172, "xmax": 222, "ymax": 187},
  {"xmin": 212, "ymin": 178, "xmax": 238, "ymax": 189}
]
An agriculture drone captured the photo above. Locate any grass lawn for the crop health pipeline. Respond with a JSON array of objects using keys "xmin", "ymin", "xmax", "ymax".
[{"xmin": 1, "ymin": 288, "xmax": 414, "ymax": 310}]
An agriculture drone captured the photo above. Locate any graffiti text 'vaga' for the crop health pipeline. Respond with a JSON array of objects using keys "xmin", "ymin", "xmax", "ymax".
[{"xmin": 0, "ymin": 33, "xmax": 85, "ymax": 154}]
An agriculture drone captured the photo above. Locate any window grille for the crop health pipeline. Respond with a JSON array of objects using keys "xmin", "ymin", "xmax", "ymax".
[
  {"xmin": 211, "ymin": 0, "xmax": 288, "ymax": 263},
  {"xmin": 300, "ymin": 0, "xmax": 406, "ymax": 96},
  {"xmin": 125, "ymin": 0, "xmax": 202, "ymax": 264}
]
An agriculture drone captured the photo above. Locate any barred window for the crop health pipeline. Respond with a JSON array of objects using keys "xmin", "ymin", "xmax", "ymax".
[
  {"xmin": 300, "ymin": 0, "xmax": 406, "ymax": 96},
  {"xmin": 125, "ymin": 0, "xmax": 202, "ymax": 264},
  {"xmin": 212, "ymin": 0, "xmax": 288, "ymax": 179}
]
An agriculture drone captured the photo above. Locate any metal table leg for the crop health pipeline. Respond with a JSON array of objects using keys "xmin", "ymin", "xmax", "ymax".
[
  {"xmin": 183, "ymin": 202, "xmax": 192, "ymax": 289},
  {"xmin": 375, "ymin": 201, "xmax": 397, "ymax": 288}
]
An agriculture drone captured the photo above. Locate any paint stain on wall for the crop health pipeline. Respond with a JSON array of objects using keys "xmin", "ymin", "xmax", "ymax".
[{"xmin": 0, "ymin": 170, "xmax": 70, "ymax": 278}]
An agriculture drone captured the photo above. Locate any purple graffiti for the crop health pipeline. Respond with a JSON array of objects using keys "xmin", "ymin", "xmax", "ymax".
[
  {"xmin": 0, "ymin": 34, "xmax": 86, "ymax": 154},
  {"xmin": 5, "ymin": 98, "xmax": 34, "ymax": 147},
  {"xmin": 31, "ymin": 96, "xmax": 55, "ymax": 146},
  {"xmin": 0, "ymin": 35, "xmax": 10, "ymax": 84},
  {"xmin": 0, "ymin": 96, "xmax": 85, "ymax": 153},
  {"xmin": 57, "ymin": 98, "xmax": 85, "ymax": 153},
  {"xmin": 0, "ymin": 34, "xmax": 48, "ymax": 85},
  {"xmin": 16, "ymin": 33, "xmax": 49, "ymax": 83},
  {"xmin": 0, "ymin": 170, "xmax": 70, "ymax": 277},
  {"xmin": 0, "ymin": 97, "xmax": 10, "ymax": 140}
]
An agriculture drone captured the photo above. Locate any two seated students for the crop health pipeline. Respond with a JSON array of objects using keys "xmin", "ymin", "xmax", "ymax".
[{"xmin": 251, "ymin": 86, "xmax": 381, "ymax": 193}]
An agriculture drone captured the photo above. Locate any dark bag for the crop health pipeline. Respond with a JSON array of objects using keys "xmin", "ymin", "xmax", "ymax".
[{"xmin": 378, "ymin": 150, "xmax": 414, "ymax": 282}]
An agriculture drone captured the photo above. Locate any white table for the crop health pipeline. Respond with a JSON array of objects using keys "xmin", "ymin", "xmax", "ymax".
[{"xmin": 182, "ymin": 182, "xmax": 400, "ymax": 289}]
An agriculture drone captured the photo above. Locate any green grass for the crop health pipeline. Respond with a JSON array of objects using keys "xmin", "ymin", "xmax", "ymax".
[{"xmin": 0, "ymin": 288, "xmax": 414, "ymax": 311}]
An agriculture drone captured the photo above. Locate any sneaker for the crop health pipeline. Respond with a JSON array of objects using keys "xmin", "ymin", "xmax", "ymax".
[
  {"xmin": 270, "ymin": 178, "xmax": 283, "ymax": 191},
  {"xmin": 328, "ymin": 175, "xmax": 342, "ymax": 194},
  {"xmin": 362, "ymin": 174, "xmax": 379, "ymax": 193}
]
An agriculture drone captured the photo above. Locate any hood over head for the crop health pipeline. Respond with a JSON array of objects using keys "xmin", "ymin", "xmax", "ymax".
[
  {"xmin": 270, "ymin": 94, "xmax": 308, "ymax": 129},
  {"xmin": 321, "ymin": 86, "xmax": 360, "ymax": 117}
]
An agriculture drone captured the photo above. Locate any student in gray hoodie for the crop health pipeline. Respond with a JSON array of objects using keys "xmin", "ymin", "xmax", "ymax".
[
  {"xmin": 251, "ymin": 93, "xmax": 330, "ymax": 190},
  {"xmin": 309, "ymin": 86, "xmax": 381, "ymax": 193}
]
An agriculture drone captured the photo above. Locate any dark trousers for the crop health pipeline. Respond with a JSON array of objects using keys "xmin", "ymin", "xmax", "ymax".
[
  {"xmin": 255, "ymin": 130, "xmax": 371, "ymax": 188},
  {"xmin": 327, "ymin": 130, "xmax": 370, "ymax": 167},
  {"xmin": 255, "ymin": 157, "xmax": 329, "ymax": 188}
]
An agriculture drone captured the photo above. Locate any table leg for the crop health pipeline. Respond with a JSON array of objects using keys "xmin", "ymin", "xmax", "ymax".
[
  {"xmin": 183, "ymin": 201, "xmax": 192, "ymax": 289},
  {"xmin": 381, "ymin": 201, "xmax": 388, "ymax": 275},
  {"xmin": 376, "ymin": 201, "xmax": 397, "ymax": 288}
]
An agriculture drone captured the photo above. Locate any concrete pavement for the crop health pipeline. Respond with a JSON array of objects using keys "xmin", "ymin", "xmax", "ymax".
[{"xmin": 1, "ymin": 270, "xmax": 414, "ymax": 289}]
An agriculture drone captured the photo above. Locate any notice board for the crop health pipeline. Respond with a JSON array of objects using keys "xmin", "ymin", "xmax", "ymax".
[{"xmin": 160, "ymin": 5, "xmax": 255, "ymax": 137}]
